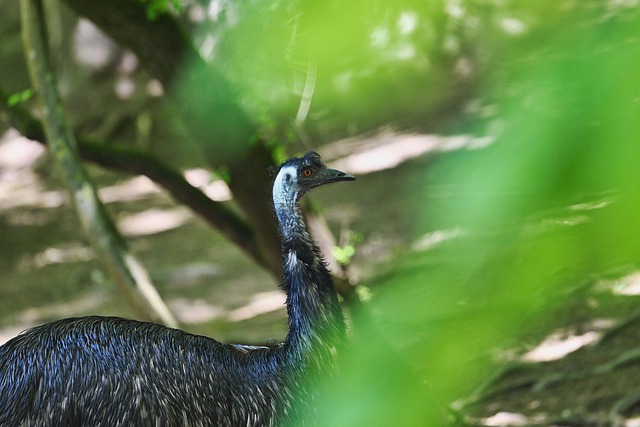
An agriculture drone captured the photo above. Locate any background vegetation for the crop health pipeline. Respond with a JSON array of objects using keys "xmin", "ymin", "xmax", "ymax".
[{"xmin": 2, "ymin": 0, "xmax": 640, "ymax": 425}]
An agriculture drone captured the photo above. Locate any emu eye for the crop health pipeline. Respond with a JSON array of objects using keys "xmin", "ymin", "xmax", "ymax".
[{"xmin": 302, "ymin": 168, "xmax": 313, "ymax": 177}]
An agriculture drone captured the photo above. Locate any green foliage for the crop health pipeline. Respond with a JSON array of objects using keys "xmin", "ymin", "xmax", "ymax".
[
  {"xmin": 300, "ymin": 4, "xmax": 640, "ymax": 426},
  {"xmin": 182, "ymin": 0, "xmax": 453, "ymax": 143},
  {"xmin": 8, "ymin": 0, "xmax": 639, "ymax": 422},
  {"xmin": 331, "ymin": 231, "xmax": 362, "ymax": 266},
  {"xmin": 139, "ymin": 0, "xmax": 182, "ymax": 21},
  {"xmin": 331, "ymin": 245, "xmax": 355, "ymax": 266},
  {"xmin": 6, "ymin": 87, "xmax": 33, "ymax": 106}
]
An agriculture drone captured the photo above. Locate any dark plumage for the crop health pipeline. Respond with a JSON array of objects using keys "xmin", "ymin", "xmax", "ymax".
[{"xmin": 0, "ymin": 151, "xmax": 355, "ymax": 426}]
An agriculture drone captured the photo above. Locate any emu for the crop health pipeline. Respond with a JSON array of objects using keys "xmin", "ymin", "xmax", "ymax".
[{"xmin": 0, "ymin": 151, "xmax": 355, "ymax": 426}]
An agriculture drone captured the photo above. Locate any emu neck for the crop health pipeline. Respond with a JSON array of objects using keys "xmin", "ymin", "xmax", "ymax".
[{"xmin": 276, "ymin": 201, "xmax": 345, "ymax": 355}]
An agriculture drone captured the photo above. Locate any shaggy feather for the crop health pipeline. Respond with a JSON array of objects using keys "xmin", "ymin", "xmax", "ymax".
[{"xmin": 0, "ymin": 152, "xmax": 354, "ymax": 426}]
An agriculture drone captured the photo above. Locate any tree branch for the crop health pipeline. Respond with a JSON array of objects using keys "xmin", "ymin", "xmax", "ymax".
[
  {"xmin": 20, "ymin": 0, "xmax": 177, "ymax": 327},
  {"xmin": 61, "ymin": 0, "xmax": 285, "ymax": 279},
  {"xmin": 15, "ymin": 0, "xmax": 358, "ymax": 300},
  {"xmin": 0, "ymin": 86, "xmax": 267, "ymax": 273}
]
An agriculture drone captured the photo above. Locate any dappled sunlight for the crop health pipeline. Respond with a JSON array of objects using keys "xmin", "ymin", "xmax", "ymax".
[
  {"xmin": 0, "ymin": 187, "xmax": 66, "ymax": 212},
  {"xmin": 184, "ymin": 168, "xmax": 232, "ymax": 201},
  {"xmin": 0, "ymin": 0, "xmax": 637, "ymax": 423},
  {"xmin": 97, "ymin": 175, "xmax": 161, "ymax": 203},
  {"xmin": 521, "ymin": 320, "xmax": 614, "ymax": 363},
  {"xmin": 474, "ymin": 412, "xmax": 640, "ymax": 427},
  {"xmin": 0, "ymin": 288, "xmax": 285, "ymax": 343},
  {"xmin": 0, "ymin": 131, "xmax": 231, "ymax": 217},
  {"xmin": 522, "ymin": 331, "xmax": 600, "ymax": 363},
  {"xmin": 117, "ymin": 207, "xmax": 192, "ymax": 237},
  {"xmin": 570, "ymin": 197, "xmax": 615, "ymax": 212},
  {"xmin": 73, "ymin": 18, "xmax": 118, "ymax": 70},
  {"xmin": 227, "ymin": 291, "xmax": 286, "ymax": 322},
  {"xmin": 170, "ymin": 298, "xmax": 226, "ymax": 324},
  {"xmin": 479, "ymin": 411, "xmax": 547, "ymax": 427},
  {"xmin": 413, "ymin": 228, "xmax": 465, "ymax": 251},
  {"xmin": 324, "ymin": 130, "xmax": 491, "ymax": 175},
  {"xmin": 0, "ymin": 132, "xmax": 168, "ymax": 212},
  {"xmin": 0, "ymin": 326, "xmax": 28, "ymax": 347},
  {"xmin": 0, "ymin": 293, "xmax": 106, "ymax": 345},
  {"xmin": 0, "ymin": 130, "xmax": 64, "ymax": 212},
  {"xmin": 170, "ymin": 290, "xmax": 285, "ymax": 325},
  {"xmin": 0, "ymin": 130, "xmax": 45, "ymax": 171},
  {"xmin": 48, "ymin": 167, "xmax": 227, "ymax": 207},
  {"xmin": 31, "ymin": 245, "xmax": 94, "ymax": 268},
  {"xmin": 499, "ymin": 17, "xmax": 527, "ymax": 36},
  {"xmin": 626, "ymin": 417, "xmax": 640, "ymax": 427},
  {"xmin": 607, "ymin": 272, "xmax": 640, "ymax": 296}
]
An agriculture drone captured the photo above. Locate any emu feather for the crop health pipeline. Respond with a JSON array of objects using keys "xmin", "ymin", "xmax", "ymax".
[{"xmin": 0, "ymin": 151, "xmax": 354, "ymax": 426}]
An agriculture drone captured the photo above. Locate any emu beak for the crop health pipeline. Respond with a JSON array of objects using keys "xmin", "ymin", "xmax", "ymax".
[
  {"xmin": 298, "ymin": 167, "xmax": 355, "ymax": 201},
  {"xmin": 318, "ymin": 168, "xmax": 356, "ymax": 185}
]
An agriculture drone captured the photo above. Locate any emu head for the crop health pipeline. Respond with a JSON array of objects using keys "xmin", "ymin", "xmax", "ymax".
[{"xmin": 272, "ymin": 152, "xmax": 355, "ymax": 209}]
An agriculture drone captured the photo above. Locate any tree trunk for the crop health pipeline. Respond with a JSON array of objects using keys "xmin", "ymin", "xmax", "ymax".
[{"xmin": 62, "ymin": 0, "xmax": 283, "ymax": 278}]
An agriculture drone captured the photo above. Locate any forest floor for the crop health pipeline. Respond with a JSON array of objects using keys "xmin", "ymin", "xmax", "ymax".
[
  {"xmin": 458, "ymin": 279, "xmax": 640, "ymax": 427},
  {"xmin": 2, "ymin": 131, "xmax": 640, "ymax": 426}
]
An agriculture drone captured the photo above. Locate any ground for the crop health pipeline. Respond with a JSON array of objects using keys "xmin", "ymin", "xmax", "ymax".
[
  {"xmin": 458, "ymin": 276, "xmax": 640, "ymax": 427},
  {"xmin": 2, "ymin": 131, "xmax": 640, "ymax": 426}
]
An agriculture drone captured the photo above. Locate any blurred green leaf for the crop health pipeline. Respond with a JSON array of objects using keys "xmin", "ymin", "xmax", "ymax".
[
  {"xmin": 7, "ymin": 88, "xmax": 33, "ymax": 106},
  {"xmin": 139, "ymin": 0, "xmax": 181, "ymax": 20},
  {"xmin": 304, "ymin": 3, "xmax": 640, "ymax": 426},
  {"xmin": 331, "ymin": 245, "xmax": 355, "ymax": 266}
]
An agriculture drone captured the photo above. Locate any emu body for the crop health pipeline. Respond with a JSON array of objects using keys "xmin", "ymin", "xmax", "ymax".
[{"xmin": 0, "ymin": 152, "xmax": 354, "ymax": 426}]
